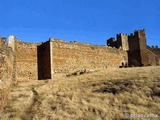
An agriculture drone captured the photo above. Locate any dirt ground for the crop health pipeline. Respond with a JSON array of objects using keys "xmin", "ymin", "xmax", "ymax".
[{"xmin": 1, "ymin": 66, "xmax": 160, "ymax": 120}]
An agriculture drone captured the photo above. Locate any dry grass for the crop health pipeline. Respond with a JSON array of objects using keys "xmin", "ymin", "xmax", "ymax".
[{"xmin": 0, "ymin": 66, "xmax": 160, "ymax": 120}]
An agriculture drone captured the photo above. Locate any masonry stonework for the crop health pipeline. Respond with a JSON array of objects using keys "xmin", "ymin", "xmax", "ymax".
[
  {"xmin": 15, "ymin": 40, "xmax": 39, "ymax": 81},
  {"xmin": 49, "ymin": 38, "xmax": 127, "ymax": 75},
  {"xmin": 0, "ymin": 29, "xmax": 160, "ymax": 82},
  {"xmin": 0, "ymin": 37, "xmax": 14, "ymax": 110},
  {"xmin": 7, "ymin": 29, "xmax": 160, "ymax": 80},
  {"xmin": 107, "ymin": 29, "xmax": 160, "ymax": 66},
  {"xmin": 147, "ymin": 46, "xmax": 160, "ymax": 66},
  {"xmin": 116, "ymin": 34, "xmax": 129, "ymax": 51},
  {"xmin": 1, "ymin": 29, "xmax": 160, "ymax": 110}
]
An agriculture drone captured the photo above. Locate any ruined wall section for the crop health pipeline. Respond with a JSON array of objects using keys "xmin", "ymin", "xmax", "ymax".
[
  {"xmin": 147, "ymin": 46, "xmax": 160, "ymax": 65},
  {"xmin": 50, "ymin": 39, "xmax": 127, "ymax": 74},
  {"xmin": 107, "ymin": 38, "xmax": 117, "ymax": 48},
  {"xmin": 148, "ymin": 46, "xmax": 160, "ymax": 58},
  {"xmin": 15, "ymin": 41, "xmax": 39, "ymax": 81},
  {"xmin": 0, "ymin": 38, "xmax": 14, "ymax": 110},
  {"xmin": 147, "ymin": 51, "xmax": 157, "ymax": 66}
]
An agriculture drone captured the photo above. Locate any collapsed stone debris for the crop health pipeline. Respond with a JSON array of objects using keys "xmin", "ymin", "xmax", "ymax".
[{"xmin": 66, "ymin": 69, "xmax": 96, "ymax": 77}]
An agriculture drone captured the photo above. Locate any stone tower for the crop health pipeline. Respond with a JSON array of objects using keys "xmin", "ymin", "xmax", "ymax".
[
  {"xmin": 117, "ymin": 33, "xmax": 129, "ymax": 51},
  {"xmin": 128, "ymin": 29, "xmax": 148, "ymax": 66},
  {"xmin": 107, "ymin": 29, "xmax": 154, "ymax": 66},
  {"xmin": 135, "ymin": 29, "xmax": 148, "ymax": 66}
]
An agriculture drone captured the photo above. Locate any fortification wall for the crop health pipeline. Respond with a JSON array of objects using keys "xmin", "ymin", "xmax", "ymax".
[
  {"xmin": 0, "ymin": 38, "xmax": 14, "ymax": 110},
  {"xmin": 148, "ymin": 47, "xmax": 160, "ymax": 58},
  {"xmin": 15, "ymin": 41, "xmax": 39, "ymax": 81},
  {"xmin": 147, "ymin": 51, "xmax": 157, "ymax": 66},
  {"xmin": 50, "ymin": 39, "xmax": 128, "ymax": 73},
  {"xmin": 147, "ymin": 46, "xmax": 160, "ymax": 66}
]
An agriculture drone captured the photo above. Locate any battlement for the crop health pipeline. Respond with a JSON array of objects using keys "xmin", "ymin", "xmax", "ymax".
[
  {"xmin": 49, "ymin": 37, "xmax": 66, "ymax": 43},
  {"xmin": 49, "ymin": 37, "xmax": 121, "ymax": 51},
  {"xmin": 150, "ymin": 45, "xmax": 159, "ymax": 49},
  {"xmin": 107, "ymin": 30, "xmax": 146, "ymax": 49},
  {"xmin": 147, "ymin": 46, "xmax": 160, "ymax": 58},
  {"xmin": 117, "ymin": 33, "xmax": 128, "ymax": 36}
]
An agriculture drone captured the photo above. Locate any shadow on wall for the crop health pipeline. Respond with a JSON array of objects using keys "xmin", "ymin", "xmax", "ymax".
[{"xmin": 37, "ymin": 41, "xmax": 51, "ymax": 80}]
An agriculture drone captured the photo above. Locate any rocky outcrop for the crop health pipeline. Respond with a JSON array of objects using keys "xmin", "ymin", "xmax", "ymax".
[{"xmin": 0, "ymin": 39, "xmax": 14, "ymax": 110}]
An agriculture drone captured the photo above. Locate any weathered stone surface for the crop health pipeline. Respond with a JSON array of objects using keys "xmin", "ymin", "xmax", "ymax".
[
  {"xmin": 0, "ymin": 38, "xmax": 14, "ymax": 110},
  {"xmin": 51, "ymin": 39, "xmax": 127, "ymax": 75},
  {"xmin": 15, "ymin": 41, "xmax": 39, "ymax": 81},
  {"xmin": 0, "ymin": 29, "xmax": 160, "ymax": 112},
  {"xmin": 107, "ymin": 29, "xmax": 160, "ymax": 66},
  {"xmin": 0, "ymin": 29, "xmax": 159, "ymax": 82}
]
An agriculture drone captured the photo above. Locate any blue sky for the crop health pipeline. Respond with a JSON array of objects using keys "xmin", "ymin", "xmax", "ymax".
[{"xmin": 0, "ymin": 0, "xmax": 160, "ymax": 46}]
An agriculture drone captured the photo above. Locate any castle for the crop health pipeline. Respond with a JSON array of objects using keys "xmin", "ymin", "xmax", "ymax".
[
  {"xmin": 0, "ymin": 29, "xmax": 160, "ymax": 110},
  {"xmin": 0, "ymin": 30, "xmax": 160, "ymax": 110},
  {"xmin": 0, "ymin": 29, "xmax": 160, "ymax": 82},
  {"xmin": 107, "ymin": 29, "xmax": 160, "ymax": 67}
]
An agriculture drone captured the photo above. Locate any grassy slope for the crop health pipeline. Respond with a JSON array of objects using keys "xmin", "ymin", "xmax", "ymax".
[{"xmin": 1, "ymin": 66, "xmax": 160, "ymax": 120}]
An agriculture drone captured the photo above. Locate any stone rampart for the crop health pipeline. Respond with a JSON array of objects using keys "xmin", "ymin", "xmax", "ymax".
[
  {"xmin": 0, "ymin": 38, "xmax": 14, "ymax": 110},
  {"xmin": 51, "ymin": 39, "xmax": 128, "ymax": 74},
  {"xmin": 15, "ymin": 41, "xmax": 39, "ymax": 81}
]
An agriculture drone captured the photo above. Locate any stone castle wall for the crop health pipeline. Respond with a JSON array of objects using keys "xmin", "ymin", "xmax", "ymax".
[
  {"xmin": 148, "ymin": 46, "xmax": 160, "ymax": 58},
  {"xmin": 11, "ymin": 38, "xmax": 128, "ymax": 80},
  {"xmin": 108, "ymin": 29, "xmax": 160, "ymax": 66},
  {"xmin": 1, "ymin": 29, "xmax": 159, "ymax": 82},
  {"xmin": 147, "ymin": 51, "xmax": 157, "ymax": 66},
  {"xmin": 1, "ymin": 29, "xmax": 159, "ymax": 109},
  {"xmin": 147, "ymin": 46, "xmax": 160, "ymax": 66},
  {"xmin": 50, "ymin": 38, "xmax": 128, "ymax": 74},
  {"xmin": 15, "ymin": 41, "xmax": 39, "ymax": 81},
  {"xmin": 0, "ymin": 38, "xmax": 14, "ymax": 110}
]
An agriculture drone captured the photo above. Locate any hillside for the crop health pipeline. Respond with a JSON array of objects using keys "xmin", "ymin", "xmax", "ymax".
[{"xmin": 1, "ymin": 66, "xmax": 160, "ymax": 120}]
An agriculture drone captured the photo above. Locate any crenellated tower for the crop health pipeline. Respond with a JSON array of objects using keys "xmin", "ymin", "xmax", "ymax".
[
  {"xmin": 117, "ymin": 33, "xmax": 129, "ymax": 51},
  {"xmin": 127, "ymin": 29, "xmax": 149, "ymax": 66},
  {"xmin": 107, "ymin": 29, "xmax": 160, "ymax": 66}
]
